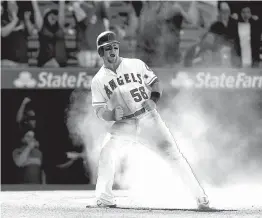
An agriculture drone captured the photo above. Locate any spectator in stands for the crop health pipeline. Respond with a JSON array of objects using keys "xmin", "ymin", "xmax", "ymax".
[
  {"xmin": 1, "ymin": 1, "xmax": 37, "ymax": 67},
  {"xmin": 70, "ymin": 1, "xmax": 110, "ymax": 68},
  {"xmin": 207, "ymin": 2, "xmax": 239, "ymax": 67},
  {"xmin": 162, "ymin": 2, "xmax": 196, "ymax": 65},
  {"xmin": 184, "ymin": 22, "xmax": 232, "ymax": 67},
  {"xmin": 130, "ymin": 1, "xmax": 143, "ymax": 36},
  {"xmin": 16, "ymin": 97, "xmax": 37, "ymax": 132},
  {"xmin": 184, "ymin": 2, "xmax": 244, "ymax": 68},
  {"xmin": 56, "ymin": 147, "xmax": 90, "ymax": 184},
  {"xmin": 232, "ymin": 4, "xmax": 262, "ymax": 68},
  {"xmin": 135, "ymin": 2, "xmax": 161, "ymax": 66},
  {"xmin": 188, "ymin": 1, "xmax": 218, "ymax": 28},
  {"xmin": 111, "ymin": 1, "xmax": 142, "ymax": 40},
  {"xmin": 12, "ymin": 97, "xmax": 44, "ymax": 184},
  {"xmin": 33, "ymin": 0, "xmax": 67, "ymax": 67},
  {"xmin": 137, "ymin": 1, "xmax": 195, "ymax": 67}
]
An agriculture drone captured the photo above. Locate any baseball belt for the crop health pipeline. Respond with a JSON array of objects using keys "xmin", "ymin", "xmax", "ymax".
[{"xmin": 122, "ymin": 108, "xmax": 146, "ymax": 120}]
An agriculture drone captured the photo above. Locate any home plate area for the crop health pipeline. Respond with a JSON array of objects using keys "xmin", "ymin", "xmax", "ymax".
[{"xmin": 2, "ymin": 189, "xmax": 262, "ymax": 218}]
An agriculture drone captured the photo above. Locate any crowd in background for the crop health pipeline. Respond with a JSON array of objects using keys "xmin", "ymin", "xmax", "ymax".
[
  {"xmin": 184, "ymin": 1, "xmax": 262, "ymax": 68},
  {"xmin": 2, "ymin": 90, "xmax": 91, "ymax": 185},
  {"xmin": 1, "ymin": 1, "xmax": 262, "ymax": 69}
]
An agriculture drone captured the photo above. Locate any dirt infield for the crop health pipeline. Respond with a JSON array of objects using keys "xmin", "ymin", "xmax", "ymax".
[{"xmin": 1, "ymin": 189, "xmax": 262, "ymax": 218}]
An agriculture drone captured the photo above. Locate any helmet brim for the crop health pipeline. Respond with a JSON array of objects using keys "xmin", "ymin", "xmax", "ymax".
[{"xmin": 97, "ymin": 40, "xmax": 120, "ymax": 49}]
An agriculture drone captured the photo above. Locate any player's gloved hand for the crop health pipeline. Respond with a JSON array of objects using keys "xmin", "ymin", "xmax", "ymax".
[
  {"xmin": 142, "ymin": 99, "xmax": 156, "ymax": 111},
  {"xmin": 114, "ymin": 106, "xmax": 124, "ymax": 121}
]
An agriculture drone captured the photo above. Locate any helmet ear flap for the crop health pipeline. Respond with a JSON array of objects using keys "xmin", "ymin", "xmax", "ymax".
[{"xmin": 98, "ymin": 47, "xmax": 104, "ymax": 57}]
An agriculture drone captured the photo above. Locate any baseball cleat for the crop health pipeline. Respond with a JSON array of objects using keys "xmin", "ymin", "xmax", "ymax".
[
  {"xmin": 197, "ymin": 196, "xmax": 210, "ymax": 210},
  {"xmin": 96, "ymin": 198, "xmax": 117, "ymax": 208}
]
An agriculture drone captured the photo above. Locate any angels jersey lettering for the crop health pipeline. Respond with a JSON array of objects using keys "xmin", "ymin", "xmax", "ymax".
[{"xmin": 91, "ymin": 58, "xmax": 158, "ymax": 116}]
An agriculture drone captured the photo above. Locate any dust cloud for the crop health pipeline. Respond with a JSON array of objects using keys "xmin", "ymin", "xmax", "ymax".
[{"xmin": 66, "ymin": 80, "xmax": 262, "ymax": 208}]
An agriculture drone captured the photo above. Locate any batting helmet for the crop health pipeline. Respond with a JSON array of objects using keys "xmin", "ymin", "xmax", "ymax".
[{"xmin": 96, "ymin": 31, "xmax": 120, "ymax": 56}]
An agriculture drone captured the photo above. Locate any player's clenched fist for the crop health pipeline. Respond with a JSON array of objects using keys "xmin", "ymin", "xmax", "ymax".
[
  {"xmin": 142, "ymin": 99, "xmax": 156, "ymax": 111},
  {"xmin": 114, "ymin": 106, "xmax": 124, "ymax": 121}
]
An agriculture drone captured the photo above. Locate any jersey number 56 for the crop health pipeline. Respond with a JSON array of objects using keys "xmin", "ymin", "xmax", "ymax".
[{"xmin": 130, "ymin": 86, "xmax": 149, "ymax": 102}]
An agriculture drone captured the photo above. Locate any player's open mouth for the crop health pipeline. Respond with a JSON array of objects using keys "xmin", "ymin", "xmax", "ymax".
[{"xmin": 110, "ymin": 54, "xmax": 115, "ymax": 57}]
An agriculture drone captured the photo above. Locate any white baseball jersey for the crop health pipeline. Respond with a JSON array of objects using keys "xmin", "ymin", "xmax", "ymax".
[{"xmin": 91, "ymin": 58, "xmax": 158, "ymax": 116}]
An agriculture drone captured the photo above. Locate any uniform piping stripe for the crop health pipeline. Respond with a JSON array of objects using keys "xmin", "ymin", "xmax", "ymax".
[
  {"xmin": 93, "ymin": 102, "xmax": 106, "ymax": 105},
  {"xmin": 147, "ymin": 76, "xmax": 158, "ymax": 85}
]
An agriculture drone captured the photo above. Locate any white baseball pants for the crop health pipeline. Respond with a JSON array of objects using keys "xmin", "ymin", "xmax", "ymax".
[{"xmin": 95, "ymin": 109, "xmax": 207, "ymax": 202}]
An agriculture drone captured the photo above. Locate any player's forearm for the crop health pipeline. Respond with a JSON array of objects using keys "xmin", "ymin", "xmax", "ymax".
[
  {"xmin": 32, "ymin": 0, "xmax": 43, "ymax": 30},
  {"xmin": 103, "ymin": 18, "xmax": 110, "ymax": 31},
  {"xmin": 58, "ymin": 0, "xmax": 65, "ymax": 27},
  {"xmin": 73, "ymin": 3, "xmax": 87, "ymax": 22},
  {"xmin": 24, "ymin": 18, "xmax": 36, "ymax": 36},
  {"xmin": 182, "ymin": 1, "xmax": 195, "ymax": 24},
  {"xmin": 96, "ymin": 107, "xmax": 115, "ymax": 121},
  {"xmin": 180, "ymin": 8, "xmax": 193, "ymax": 24},
  {"xmin": 16, "ymin": 101, "xmax": 27, "ymax": 123},
  {"xmin": 13, "ymin": 145, "xmax": 34, "ymax": 167},
  {"xmin": 1, "ymin": 20, "xmax": 18, "ymax": 37}
]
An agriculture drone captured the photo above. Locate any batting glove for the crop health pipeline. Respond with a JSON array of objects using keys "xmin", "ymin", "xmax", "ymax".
[
  {"xmin": 114, "ymin": 106, "xmax": 124, "ymax": 121},
  {"xmin": 142, "ymin": 99, "xmax": 156, "ymax": 111}
]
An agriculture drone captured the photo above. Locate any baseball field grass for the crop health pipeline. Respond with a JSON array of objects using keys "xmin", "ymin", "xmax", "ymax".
[{"xmin": 1, "ymin": 185, "xmax": 262, "ymax": 218}]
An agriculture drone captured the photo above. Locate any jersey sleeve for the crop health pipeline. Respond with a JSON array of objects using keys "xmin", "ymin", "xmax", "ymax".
[
  {"xmin": 91, "ymin": 78, "xmax": 107, "ymax": 107},
  {"xmin": 140, "ymin": 60, "xmax": 158, "ymax": 86}
]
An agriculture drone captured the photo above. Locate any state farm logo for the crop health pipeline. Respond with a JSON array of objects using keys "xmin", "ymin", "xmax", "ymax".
[
  {"xmin": 170, "ymin": 72, "xmax": 194, "ymax": 88},
  {"xmin": 13, "ymin": 71, "xmax": 92, "ymax": 88},
  {"xmin": 170, "ymin": 71, "xmax": 262, "ymax": 89},
  {"xmin": 13, "ymin": 71, "xmax": 37, "ymax": 88}
]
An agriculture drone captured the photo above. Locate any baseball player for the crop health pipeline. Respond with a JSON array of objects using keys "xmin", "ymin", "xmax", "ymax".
[{"xmin": 91, "ymin": 31, "xmax": 210, "ymax": 209}]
